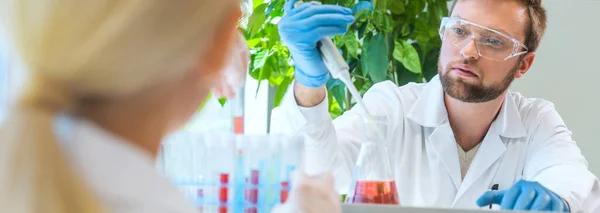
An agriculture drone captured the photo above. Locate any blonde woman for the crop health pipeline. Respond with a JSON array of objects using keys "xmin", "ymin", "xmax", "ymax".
[{"xmin": 0, "ymin": 1, "xmax": 340, "ymax": 213}]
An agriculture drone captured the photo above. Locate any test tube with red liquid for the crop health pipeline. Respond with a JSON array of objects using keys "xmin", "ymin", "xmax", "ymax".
[
  {"xmin": 244, "ymin": 169, "xmax": 259, "ymax": 213},
  {"xmin": 232, "ymin": 87, "xmax": 244, "ymax": 135}
]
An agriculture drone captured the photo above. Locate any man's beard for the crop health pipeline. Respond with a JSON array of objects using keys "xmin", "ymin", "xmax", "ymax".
[{"xmin": 438, "ymin": 60, "xmax": 519, "ymax": 103}]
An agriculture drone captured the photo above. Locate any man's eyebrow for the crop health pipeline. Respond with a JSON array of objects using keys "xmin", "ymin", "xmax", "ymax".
[{"xmin": 452, "ymin": 14, "xmax": 516, "ymax": 38}]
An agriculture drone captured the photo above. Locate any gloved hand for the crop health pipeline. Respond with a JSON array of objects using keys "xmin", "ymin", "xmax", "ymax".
[
  {"xmin": 272, "ymin": 173, "xmax": 341, "ymax": 213},
  {"xmin": 278, "ymin": 0, "xmax": 354, "ymax": 88},
  {"xmin": 351, "ymin": 1, "xmax": 372, "ymax": 15},
  {"xmin": 476, "ymin": 180, "xmax": 570, "ymax": 212},
  {"xmin": 211, "ymin": 31, "xmax": 249, "ymax": 99}
]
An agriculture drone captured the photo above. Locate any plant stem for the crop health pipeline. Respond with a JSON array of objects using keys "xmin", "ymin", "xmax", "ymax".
[
  {"xmin": 353, "ymin": 75, "xmax": 369, "ymax": 81},
  {"xmin": 345, "ymin": 87, "xmax": 352, "ymax": 111},
  {"xmin": 392, "ymin": 62, "xmax": 398, "ymax": 85}
]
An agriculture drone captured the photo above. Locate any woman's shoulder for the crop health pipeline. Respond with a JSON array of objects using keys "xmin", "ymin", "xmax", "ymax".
[{"xmin": 55, "ymin": 115, "xmax": 198, "ymax": 213}]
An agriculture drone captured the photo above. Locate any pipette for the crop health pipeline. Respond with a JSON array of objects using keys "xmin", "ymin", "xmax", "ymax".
[
  {"xmin": 293, "ymin": 1, "xmax": 371, "ymax": 116},
  {"xmin": 317, "ymin": 37, "xmax": 371, "ymax": 116}
]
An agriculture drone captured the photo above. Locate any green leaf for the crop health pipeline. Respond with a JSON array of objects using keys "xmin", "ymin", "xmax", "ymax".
[
  {"xmin": 395, "ymin": 61, "xmax": 422, "ymax": 86},
  {"xmin": 253, "ymin": 0, "xmax": 264, "ymax": 10},
  {"xmin": 371, "ymin": 10, "xmax": 392, "ymax": 32},
  {"xmin": 265, "ymin": 24, "xmax": 280, "ymax": 49},
  {"xmin": 437, "ymin": 0, "xmax": 450, "ymax": 17},
  {"xmin": 361, "ymin": 34, "xmax": 388, "ymax": 83},
  {"xmin": 326, "ymin": 77, "xmax": 343, "ymax": 90},
  {"xmin": 273, "ymin": 75, "xmax": 293, "ymax": 107},
  {"xmin": 357, "ymin": 22, "xmax": 368, "ymax": 39},
  {"xmin": 401, "ymin": 23, "xmax": 410, "ymax": 36},
  {"xmin": 247, "ymin": 38, "xmax": 261, "ymax": 49},
  {"xmin": 257, "ymin": 53, "xmax": 277, "ymax": 94},
  {"xmin": 326, "ymin": 78, "xmax": 346, "ymax": 111},
  {"xmin": 331, "ymin": 84, "xmax": 346, "ymax": 111},
  {"xmin": 393, "ymin": 40, "xmax": 422, "ymax": 74},
  {"xmin": 407, "ymin": 0, "xmax": 426, "ymax": 17},
  {"xmin": 347, "ymin": 57, "xmax": 359, "ymax": 72},
  {"xmin": 218, "ymin": 97, "xmax": 227, "ymax": 107},
  {"xmin": 354, "ymin": 9, "xmax": 371, "ymax": 23},
  {"xmin": 248, "ymin": 4, "xmax": 268, "ymax": 38},
  {"xmin": 384, "ymin": 13, "xmax": 393, "ymax": 32},
  {"xmin": 388, "ymin": 0, "xmax": 406, "ymax": 14},
  {"xmin": 343, "ymin": 32, "xmax": 359, "ymax": 59},
  {"xmin": 361, "ymin": 33, "xmax": 388, "ymax": 83},
  {"xmin": 374, "ymin": 0, "xmax": 386, "ymax": 11},
  {"xmin": 422, "ymin": 48, "xmax": 440, "ymax": 81},
  {"xmin": 252, "ymin": 49, "xmax": 270, "ymax": 71},
  {"xmin": 359, "ymin": 78, "xmax": 373, "ymax": 96},
  {"xmin": 328, "ymin": 92, "xmax": 343, "ymax": 119},
  {"xmin": 266, "ymin": 0, "xmax": 283, "ymax": 16},
  {"xmin": 371, "ymin": 11, "xmax": 383, "ymax": 31}
]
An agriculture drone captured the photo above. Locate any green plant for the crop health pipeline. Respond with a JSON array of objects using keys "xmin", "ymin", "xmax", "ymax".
[{"xmin": 241, "ymin": 0, "xmax": 451, "ymax": 118}]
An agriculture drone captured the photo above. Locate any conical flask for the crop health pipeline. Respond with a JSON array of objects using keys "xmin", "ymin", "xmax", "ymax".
[{"xmin": 345, "ymin": 115, "xmax": 399, "ymax": 205}]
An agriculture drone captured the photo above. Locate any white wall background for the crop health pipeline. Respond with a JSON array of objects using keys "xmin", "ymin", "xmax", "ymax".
[{"xmin": 510, "ymin": 0, "xmax": 600, "ymax": 176}]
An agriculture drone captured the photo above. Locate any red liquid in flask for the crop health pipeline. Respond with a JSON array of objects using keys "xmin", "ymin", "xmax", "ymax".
[{"xmin": 348, "ymin": 180, "xmax": 399, "ymax": 204}]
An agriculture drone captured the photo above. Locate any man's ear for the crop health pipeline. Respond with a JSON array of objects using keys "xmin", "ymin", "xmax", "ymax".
[{"xmin": 515, "ymin": 52, "xmax": 536, "ymax": 79}]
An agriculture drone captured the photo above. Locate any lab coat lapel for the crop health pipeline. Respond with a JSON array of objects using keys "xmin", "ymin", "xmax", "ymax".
[
  {"xmin": 408, "ymin": 75, "xmax": 462, "ymax": 190},
  {"xmin": 428, "ymin": 122, "xmax": 462, "ymax": 191},
  {"xmin": 453, "ymin": 129, "xmax": 505, "ymax": 203},
  {"xmin": 406, "ymin": 76, "xmax": 529, "ymax": 203},
  {"xmin": 407, "ymin": 75, "xmax": 447, "ymax": 128},
  {"xmin": 453, "ymin": 92, "xmax": 528, "ymax": 203}
]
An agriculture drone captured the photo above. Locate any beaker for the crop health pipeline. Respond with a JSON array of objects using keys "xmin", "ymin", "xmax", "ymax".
[{"xmin": 345, "ymin": 115, "xmax": 399, "ymax": 205}]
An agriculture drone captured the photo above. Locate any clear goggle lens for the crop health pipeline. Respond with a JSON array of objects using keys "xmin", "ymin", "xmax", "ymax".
[{"xmin": 439, "ymin": 17, "xmax": 528, "ymax": 61}]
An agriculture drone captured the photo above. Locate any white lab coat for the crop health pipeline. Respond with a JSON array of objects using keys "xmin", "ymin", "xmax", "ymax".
[
  {"xmin": 54, "ymin": 115, "xmax": 198, "ymax": 213},
  {"xmin": 271, "ymin": 75, "xmax": 600, "ymax": 212}
]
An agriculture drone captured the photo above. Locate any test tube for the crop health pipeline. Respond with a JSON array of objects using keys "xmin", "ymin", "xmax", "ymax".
[
  {"xmin": 162, "ymin": 132, "xmax": 199, "ymax": 203},
  {"xmin": 231, "ymin": 87, "xmax": 245, "ymax": 134},
  {"xmin": 204, "ymin": 133, "xmax": 236, "ymax": 213},
  {"xmin": 191, "ymin": 133, "xmax": 208, "ymax": 207},
  {"xmin": 280, "ymin": 135, "xmax": 304, "ymax": 203},
  {"xmin": 161, "ymin": 133, "xmax": 305, "ymax": 212},
  {"xmin": 242, "ymin": 136, "xmax": 265, "ymax": 213}
]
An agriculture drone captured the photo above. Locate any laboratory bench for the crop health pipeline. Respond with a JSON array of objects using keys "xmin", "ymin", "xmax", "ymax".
[{"xmin": 342, "ymin": 204, "xmax": 541, "ymax": 213}]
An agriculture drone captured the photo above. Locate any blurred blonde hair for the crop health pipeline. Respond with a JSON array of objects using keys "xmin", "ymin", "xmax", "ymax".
[{"xmin": 0, "ymin": 0, "xmax": 240, "ymax": 212}]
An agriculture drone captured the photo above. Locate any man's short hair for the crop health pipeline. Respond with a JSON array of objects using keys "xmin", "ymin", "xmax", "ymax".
[{"xmin": 449, "ymin": 0, "xmax": 548, "ymax": 52}]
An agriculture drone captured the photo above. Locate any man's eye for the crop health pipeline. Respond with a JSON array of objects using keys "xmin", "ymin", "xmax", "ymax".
[
  {"xmin": 453, "ymin": 27, "xmax": 466, "ymax": 35},
  {"xmin": 484, "ymin": 38, "xmax": 504, "ymax": 47}
]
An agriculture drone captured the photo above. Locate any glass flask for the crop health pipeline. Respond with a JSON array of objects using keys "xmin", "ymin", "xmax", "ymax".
[{"xmin": 345, "ymin": 115, "xmax": 399, "ymax": 205}]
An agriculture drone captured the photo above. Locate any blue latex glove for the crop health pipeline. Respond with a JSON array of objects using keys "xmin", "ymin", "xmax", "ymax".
[
  {"xmin": 278, "ymin": 0, "xmax": 355, "ymax": 88},
  {"xmin": 476, "ymin": 180, "xmax": 569, "ymax": 212},
  {"xmin": 351, "ymin": 1, "xmax": 372, "ymax": 15}
]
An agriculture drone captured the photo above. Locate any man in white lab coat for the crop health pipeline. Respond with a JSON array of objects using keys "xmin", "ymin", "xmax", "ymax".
[{"xmin": 273, "ymin": 0, "xmax": 600, "ymax": 212}]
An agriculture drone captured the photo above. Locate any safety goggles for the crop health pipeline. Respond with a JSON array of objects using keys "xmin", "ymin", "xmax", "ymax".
[{"xmin": 439, "ymin": 17, "xmax": 529, "ymax": 61}]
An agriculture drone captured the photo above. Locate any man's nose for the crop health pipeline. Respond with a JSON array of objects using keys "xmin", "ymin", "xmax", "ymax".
[{"xmin": 460, "ymin": 39, "xmax": 480, "ymax": 61}]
